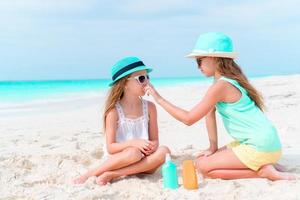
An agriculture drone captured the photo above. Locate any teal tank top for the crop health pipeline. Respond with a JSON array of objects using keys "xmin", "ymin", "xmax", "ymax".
[{"xmin": 215, "ymin": 77, "xmax": 281, "ymax": 152}]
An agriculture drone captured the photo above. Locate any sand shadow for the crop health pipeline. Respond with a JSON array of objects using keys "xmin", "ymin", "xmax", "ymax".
[{"xmin": 281, "ymin": 154, "xmax": 300, "ymax": 174}]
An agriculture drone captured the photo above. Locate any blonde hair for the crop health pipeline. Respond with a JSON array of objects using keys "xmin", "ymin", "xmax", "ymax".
[
  {"xmin": 214, "ymin": 57, "xmax": 265, "ymax": 111},
  {"xmin": 103, "ymin": 76, "xmax": 129, "ymax": 131}
]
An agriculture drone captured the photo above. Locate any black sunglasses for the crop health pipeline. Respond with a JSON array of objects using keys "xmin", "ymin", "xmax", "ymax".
[{"xmin": 128, "ymin": 74, "xmax": 150, "ymax": 84}]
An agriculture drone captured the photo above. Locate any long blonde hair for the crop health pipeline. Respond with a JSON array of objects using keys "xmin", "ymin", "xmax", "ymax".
[
  {"xmin": 214, "ymin": 57, "xmax": 265, "ymax": 111},
  {"xmin": 103, "ymin": 76, "xmax": 129, "ymax": 131}
]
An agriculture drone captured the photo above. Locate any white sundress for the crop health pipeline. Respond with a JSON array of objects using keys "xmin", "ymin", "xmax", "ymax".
[{"xmin": 103, "ymin": 99, "xmax": 149, "ymax": 156}]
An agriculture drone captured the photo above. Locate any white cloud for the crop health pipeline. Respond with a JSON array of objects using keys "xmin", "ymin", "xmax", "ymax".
[
  {"xmin": 0, "ymin": 0, "xmax": 98, "ymax": 35},
  {"xmin": 0, "ymin": 0, "xmax": 299, "ymax": 80},
  {"xmin": 0, "ymin": 0, "xmax": 97, "ymax": 12},
  {"xmin": 120, "ymin": 0, "xmax": 199, "ymax": 15},
  {"xmin": 207, "ymin": 0, "xmax": 299, "ymax": 26}
]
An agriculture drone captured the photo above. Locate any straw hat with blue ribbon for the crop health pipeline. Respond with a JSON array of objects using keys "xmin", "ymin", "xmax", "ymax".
[
  {"xmin": 109, "ymin": 56, "xmax": 152, "ymax": 86},
  {"xmin": 186, "ymin": 32, "xmax": 238, "ymax": 59}
]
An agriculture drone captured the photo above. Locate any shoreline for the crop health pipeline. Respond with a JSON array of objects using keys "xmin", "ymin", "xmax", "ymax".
[{"xmin": 1, "ymin": 73, "xmax": 299, "ymax": 104}]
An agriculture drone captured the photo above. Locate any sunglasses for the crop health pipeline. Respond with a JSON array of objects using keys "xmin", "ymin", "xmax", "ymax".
[{"xmin": 127, "ymin": 74, "xmax": 150, "ymax": 84}]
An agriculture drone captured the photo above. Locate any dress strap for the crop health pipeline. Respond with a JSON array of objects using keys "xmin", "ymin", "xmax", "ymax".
[
  {"xmin": 142, "ymin": 99, "xmax": 149, "ymax": 120},
  {"xmin": 115, "ymin": 102, "xmax": 125, "ymax": 119}
]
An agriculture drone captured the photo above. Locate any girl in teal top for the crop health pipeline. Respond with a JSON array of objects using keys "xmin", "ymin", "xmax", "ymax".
[
  {"xmin": 216, "ymin": 76, "xmax": 281, "ymax": 152},
  {"xmin": 146, "ymin": 32, "xmax": 295, "ymax": 181}
]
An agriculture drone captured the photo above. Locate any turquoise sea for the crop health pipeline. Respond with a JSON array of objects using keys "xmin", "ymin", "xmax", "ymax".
[{"xmin": 0, "ymin": 77, "xmax": 211, "ymax": 106}]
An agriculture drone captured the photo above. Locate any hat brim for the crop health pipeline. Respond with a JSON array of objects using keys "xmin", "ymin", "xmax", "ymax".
[
  {"xmin": 185, "ymin": 51, "xmax": 238, "ymax": 59},
  {"xmin": 109, "ymin": 66, "xmax": 153, "ymax": 86}
]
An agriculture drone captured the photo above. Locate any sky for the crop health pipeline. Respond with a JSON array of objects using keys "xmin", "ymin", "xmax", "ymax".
[{"xmin": 0, "ymin": 0, "xmax": 299, "ymax": 81}]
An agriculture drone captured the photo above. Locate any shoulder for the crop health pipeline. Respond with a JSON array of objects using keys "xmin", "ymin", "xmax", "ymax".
[
  {"xmin": 106, "ymin": 107, "xmax": 119, "ymax": 121},
  {"xmin": 204, "ymin": 79, "xmax": 232, "ymax": 102},
  {"xmin": 144, "ymin": 100, "xmax": 157, "ymax": 114},
  {"xmin": 215, "ymin": 78, "xmax": 233, "ymax": 87},
  {"xmin": 215, "ymin": 78, "xmax": 241, "ymax": 95},
  {"xmin": 207, "ymin": 79, "xmax": 229, "ymax": 94}
]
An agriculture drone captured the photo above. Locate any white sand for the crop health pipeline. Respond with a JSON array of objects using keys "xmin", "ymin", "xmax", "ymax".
[{"xmin": 1, "ymin": 74, "xmax": 300, "ymax": 200}]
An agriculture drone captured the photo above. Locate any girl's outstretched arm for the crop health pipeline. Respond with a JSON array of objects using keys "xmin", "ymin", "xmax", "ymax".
[{"xmin": 145, "ymin": 82, "xmax": 225, "ymax": 126}]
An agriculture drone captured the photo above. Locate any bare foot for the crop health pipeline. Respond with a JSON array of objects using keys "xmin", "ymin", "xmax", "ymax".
[
  {"xmin": 73, "ymin": 175, "xmax": 89, "ymax": 184},
  {"xmin": 258, "ymin": 165, "xmax": 296, "ymax": 181},
  {"xmin": 96, "ymin": 172, "xmax": 118, "ymax": 185},
  {"xmin": 274, "ymin": 163, "xmax": 287, "ymax": 172}
]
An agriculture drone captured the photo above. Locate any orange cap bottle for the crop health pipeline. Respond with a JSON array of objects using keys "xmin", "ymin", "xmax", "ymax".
[{"xmin": 182, "ymin": 160, "xmax": 198, "ymax": 190}]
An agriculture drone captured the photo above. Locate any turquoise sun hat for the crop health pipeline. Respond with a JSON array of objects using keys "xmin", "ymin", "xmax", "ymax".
[
  {"xmin": 186, "ymin": 32, "xmax": 238, "ymax": 59},
  {"xmin": 109, "ymin": 56, "xmax": 153, "ymax": 86}
]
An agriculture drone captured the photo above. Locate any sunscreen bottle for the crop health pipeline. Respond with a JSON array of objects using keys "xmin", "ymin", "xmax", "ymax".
[
  {"xmin": 182, "ymin": 160, "xmax": 198, "ymax": 189},
  {"xmin": 162, "ymin": 153, "xmax": 179, "ymax": 189}
]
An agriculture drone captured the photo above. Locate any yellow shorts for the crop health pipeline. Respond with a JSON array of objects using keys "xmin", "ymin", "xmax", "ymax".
[{"xmin": 227, "ymin": 141, "xmax": 282, "ymax": 171}]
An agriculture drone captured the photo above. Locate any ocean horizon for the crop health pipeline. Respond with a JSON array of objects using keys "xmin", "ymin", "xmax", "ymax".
[
  {"xmin": 0, "ymin": 76, "xmax": 215, "ymax": 115},
  {"xmin": 0, "ymin": 73, "xmax": 297, "ymax": 110},
  {"xmin": 0, "ymin": 76, "xmax": 212, "ymax": 104}
]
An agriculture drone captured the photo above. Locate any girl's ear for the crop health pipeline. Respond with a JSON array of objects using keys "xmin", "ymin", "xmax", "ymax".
[{"xmin": 124, "ymin": 83, "xmax": 128, "ymax": 90}]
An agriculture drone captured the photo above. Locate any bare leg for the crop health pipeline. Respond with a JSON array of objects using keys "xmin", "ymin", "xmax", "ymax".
[
  {"xmin": 73, "ymin": 147, "xmax": 144, "ymax": 184},
  {"xmin": 96, "ymin": 146, "xmax": 170, "ymax": 185},
  {"xmin": 196, "ymin": 148, "xmax": 295, "ymax": 181},
  {"xmin": 207, "ymin": 169, "xmax": 259, "ymax": 179},
  {"xmin": 216, "ymin": 145, "xmax": 228, "ymax": 152},
  {"xmin": 196, "ymin": 148, "xmax": 260, "ymax": 179},
  {"xmin": 217, "ymin": 146, "xmax": 287, "ymax": 173}
]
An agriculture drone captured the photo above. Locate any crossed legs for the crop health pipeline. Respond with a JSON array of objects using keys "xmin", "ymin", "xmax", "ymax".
[
  {"xmin": 74, "ymin": 146, "xmax": 170, "ymax": 184},
  {"xmin": 96, "ymin": 146, "xmax": 170, "ymax": 185}
]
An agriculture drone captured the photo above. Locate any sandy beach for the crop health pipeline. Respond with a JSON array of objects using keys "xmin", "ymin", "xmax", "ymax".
[{"xmin": 1, "ymin": 74, "xmax": 300, "ymax": 200}]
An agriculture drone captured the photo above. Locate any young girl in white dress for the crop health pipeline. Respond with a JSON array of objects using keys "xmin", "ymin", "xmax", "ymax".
[{"xmin": 74, "ymin": 56, "xmax": 170, "ymax": 185}]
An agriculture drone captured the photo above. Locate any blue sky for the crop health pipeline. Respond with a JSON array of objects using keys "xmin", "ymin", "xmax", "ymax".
[{"xmin": 0, "ymin": 0, "xmax": 299, "ymax": 81}]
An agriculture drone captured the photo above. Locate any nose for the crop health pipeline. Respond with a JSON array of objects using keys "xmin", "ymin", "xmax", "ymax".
[{"xmin": 142, "ymin": 78, "xmax": 149, "ymax": 85}]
